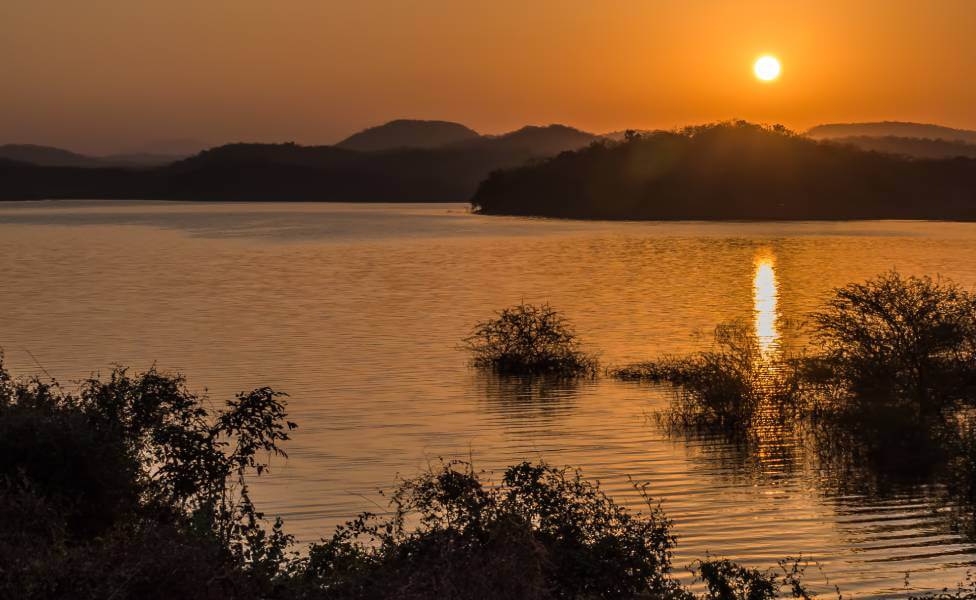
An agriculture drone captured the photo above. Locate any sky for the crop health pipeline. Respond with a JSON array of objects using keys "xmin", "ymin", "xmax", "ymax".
[{"xmin": 3, "ymin": 0, "xmax": 976, "ymax": 154}]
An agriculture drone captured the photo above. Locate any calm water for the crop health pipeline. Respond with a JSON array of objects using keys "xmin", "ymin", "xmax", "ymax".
[{"xmin": 4, "ymin": 201, "xmax": 976, "ymax": 596}]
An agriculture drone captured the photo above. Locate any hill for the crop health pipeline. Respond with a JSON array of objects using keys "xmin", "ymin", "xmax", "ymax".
[
  {"xmin": 825, "ymin": 135, "xmax": 976, "ymax": 159},
  {"xmin": 155, "ymin": 126, "xmax": 596, "ymax": 201},
  {"xmin": 807, "ymin": 121, "xmax": 976, "ymax": 143},
  {"xmin": 473, "ymin": 124, "xmax": 596, "ymax": 155},
  {"xmin": 0, "ymin": 144, "xmax": 184, "ymax": 168},
  {"xmin": 472, "ymin": 121, "xmax": 976, "ymax": 220},
  {"xmin": 0, "ymin": 124, "xmax": 599, "ymax": 202},
  {"xmin": 0, "ymin": 144, "xmax": 104, "ymax": 167},
  {"xmin": 336, "ymin": 119, "xmax": 480, "ymax": 151},
  {"xmin": 100, "ymin": 153, "xmax": 187, "ymax": 167}
]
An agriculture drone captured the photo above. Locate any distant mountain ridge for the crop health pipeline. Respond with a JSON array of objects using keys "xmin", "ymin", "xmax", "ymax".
[
  {"xmin": 334, "ymin": 119, "xmax": 597, "ymax": 155},
  {"xmin": 336, "ymin": 119, "xmax": 480, "ymax": 151},
  {"xmin": 807, "ymin": 121, "xmax": 976, "ymax": 143},
  {"xmin": 823, "ymin": 135, "xmax": 976, "ymax": 159},
  {"xmin": 0, "ymin": 144, "xmax": 104, "ymax": 168},
  {"xmin": 0, "ymin": 144, "xmax": 185, "ymax": 168},
  {"xmin": 1, "ymin": 121, "xmax": 601, "ymax": 202}
]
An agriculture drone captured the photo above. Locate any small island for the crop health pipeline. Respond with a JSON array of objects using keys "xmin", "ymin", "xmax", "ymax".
[{"xmin": 472, "ymin": 121, "xmax": 976, "ymax": 221}]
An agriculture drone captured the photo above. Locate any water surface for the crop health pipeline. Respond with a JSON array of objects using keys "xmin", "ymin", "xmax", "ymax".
[{"xmin": 3, "ymin": 201, "xmax": 976, "ymax": 596}]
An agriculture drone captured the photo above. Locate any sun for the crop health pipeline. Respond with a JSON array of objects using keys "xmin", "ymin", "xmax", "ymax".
[{"xmin": 753, "ymin": 55, "xmax": 781, "ymax": 81}]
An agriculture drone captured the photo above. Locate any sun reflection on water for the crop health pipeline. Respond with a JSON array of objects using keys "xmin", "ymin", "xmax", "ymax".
[{"xmin": 753, "ymin": 252, "xmax": 779, "ymax": 356}]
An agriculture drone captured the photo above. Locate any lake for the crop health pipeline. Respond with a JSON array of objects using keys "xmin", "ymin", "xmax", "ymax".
[{"xmin": 3, "ymin": 200, "xmax": 976, "ymax": 596}]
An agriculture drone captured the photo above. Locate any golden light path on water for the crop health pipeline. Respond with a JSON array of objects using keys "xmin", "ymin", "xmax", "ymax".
[{"xmin": 753, "ymin": 252, "xmax": 780, "ymax": 355}]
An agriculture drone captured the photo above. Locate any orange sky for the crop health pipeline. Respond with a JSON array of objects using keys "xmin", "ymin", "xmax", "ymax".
[{"xmin": 3, "ymin": 0, "xmax": 976, "ymax": 154}]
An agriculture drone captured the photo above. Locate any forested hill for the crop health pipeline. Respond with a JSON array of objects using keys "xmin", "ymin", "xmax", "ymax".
[
  {"xmin": 471, "ymin": 122, "xmax": 976, "ymax": 220},
  {"xmin": 0, "ymin": 124, "xmax": 596, "ymax": 202}
]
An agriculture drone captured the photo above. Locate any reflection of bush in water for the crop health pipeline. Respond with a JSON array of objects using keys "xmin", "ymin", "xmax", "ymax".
[{"xmin": 474, "ymin": 373, "xmax": 582, "ymax": 418}]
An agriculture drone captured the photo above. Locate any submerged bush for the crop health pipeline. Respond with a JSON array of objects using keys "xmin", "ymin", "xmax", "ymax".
[
  {"xmin": 811, "ymin": 271, "xmax": 976, "ymax": 408},
  {"xmin": 613, "ymin": 322, "xmax": 806, "ymax": 430},
  {"xmin": 464, "ymin": 303, "xmax": 598, "ymax": 376}
]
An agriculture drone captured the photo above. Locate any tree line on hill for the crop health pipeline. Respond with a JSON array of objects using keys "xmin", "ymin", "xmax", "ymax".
[
  {"xmin": 0, "ymin": 121, "xmax": 596, "ymax": 202},
  {"xmin": 472, "ymin": 121, "xmax": 976, "ymax": 220}
]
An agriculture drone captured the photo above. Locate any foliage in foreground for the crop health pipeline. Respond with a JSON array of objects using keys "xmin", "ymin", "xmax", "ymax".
[
  {"xmin": 298, "ymin": 459, "xmax": 823, "ymax": 600},
  {"xmin": 0, "ymin": 360, "xmax": 821, "ymax": 599},
  {"xmin": 0, "ymin": 362, "xmax": 296, "ymax": 599},
  {"xmin": 463, "ymin": 303, "xmax": 598, "ymax": 376},
  {"xmin": 300, "ymin": 460, "xmax": 682, "ymax": 599}
]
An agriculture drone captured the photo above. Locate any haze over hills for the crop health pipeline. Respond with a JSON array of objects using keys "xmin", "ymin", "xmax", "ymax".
[
  {"xmin": 822, "ymin": 136, "xmax": 976, "ymax": 159},
  {"xmin": 807, "ymin": 121, "xmax": 976, "ymax": 143},
  {"xmin": 0, "ymin": 145, "xmax": 106, "ymax": 168},
  {"xmin": 0, "ymin": 144, "xmax": 187, "ymax": 168}
]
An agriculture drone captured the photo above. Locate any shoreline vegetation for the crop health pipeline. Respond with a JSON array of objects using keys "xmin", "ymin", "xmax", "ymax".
[
  {"xmin": 5, "ymin": 272, "xmax": 976, "ymax": 597},
  {"xmin": 1, "ymin": 360, "xmax": 828, "ymax": 599}
]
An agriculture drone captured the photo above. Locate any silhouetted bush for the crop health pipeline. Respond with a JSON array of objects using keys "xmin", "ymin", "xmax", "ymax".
[
  {"xmin": 297, "ymin": 460, "xmax": 679, "ymax": 599},
  {"xmin": 0, "ymin": 359, "xmax": 296, "ymax": 599},
  {"xmin": 296, "ymin": 460, "xmax": 815, "ymax": 600},
  {"xmin": 464, "ymin": 303, "xmax": 598, "ymax": 376},
  {"xmin": 613, "ymin": 322, "xmax": 806, "ymax": 430},
  {"xmin": 693, "ymin": 558, "xmax": 813, "ymax": 600},
  {"xmin": 811, "ymin": 271, "xmax": 976, "ymax": 409}
]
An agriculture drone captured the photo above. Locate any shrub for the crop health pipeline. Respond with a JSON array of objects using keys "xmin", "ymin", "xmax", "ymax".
[
  {"xmin": 693, "ymin": 557, "xmax": 814, "ymax": 600},
  {"xmin": 463, "ymin": 304, "xmax": 598, "ymax": 376},
  {"xmin": 811, "ymin": 271, "xmax": 976, "ymax": 407},
  {"xmin": 612, "ymin": 322, "xmax": 805, "ymax": 430},
  {"xmin": 0, "ymin": 359, "xmax": 296, "ymax": 600},
  {"xmin": 299, "ymin": 460, "xmax": 684, "ymax": 600}
]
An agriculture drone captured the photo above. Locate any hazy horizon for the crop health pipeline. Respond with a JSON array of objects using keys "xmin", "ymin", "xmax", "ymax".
[{"xmin": 4, "ymin": 0, "xmax": 976, "ymax": 154}]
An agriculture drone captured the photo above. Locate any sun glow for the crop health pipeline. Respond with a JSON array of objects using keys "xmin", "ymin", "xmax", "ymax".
[{"xmin": 753, "ymin": 55, "xmax": 781, "ymax": 81}]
